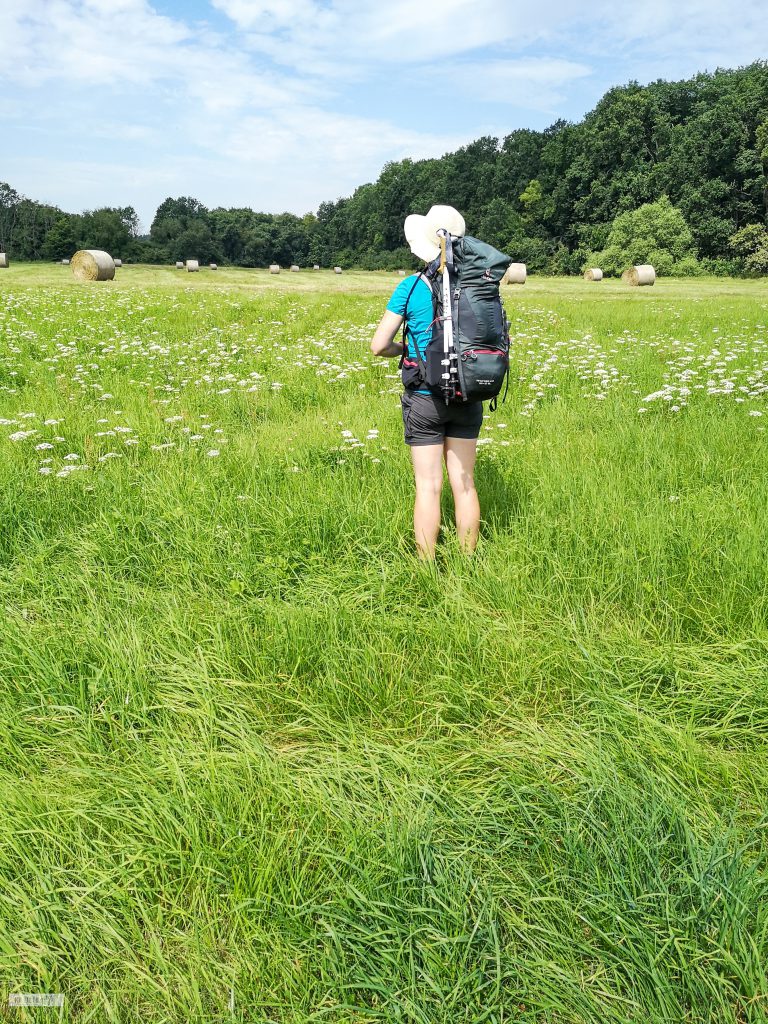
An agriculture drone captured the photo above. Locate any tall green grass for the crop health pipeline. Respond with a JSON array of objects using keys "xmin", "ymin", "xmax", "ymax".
[{"xmin": 1, "ymin": 266, "xmax": 767, "ymax": 1022}]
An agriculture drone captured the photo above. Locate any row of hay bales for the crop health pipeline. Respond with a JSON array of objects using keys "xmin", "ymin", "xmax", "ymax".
[
  {"xmin": 175, "ymin": 260, "xmax": 219, "ymax": 271},
  {"xmin": 174, "ymin": 261, "xmax": 340, "ymax": 273},
  {"xmin": 26, "ymin": 251, "xmax": 654, "ymax": 288},
  {"xmin": 499, "ymin": 263, "xmax": 655, "ymax": 286},
  {"xmin": 57, "ymin": 255, "xmax": 347, "ymax": 276},
  {"xmin": 268, "ymin": 264, "xmax": 339, "ymax": 273},
  {"xmin": 171, "ymin": 260, "xmax": 653, "ymax": 285},
  {"xmin": 584, "ymin": 264, "xmax": 656, "ymax": 285}
]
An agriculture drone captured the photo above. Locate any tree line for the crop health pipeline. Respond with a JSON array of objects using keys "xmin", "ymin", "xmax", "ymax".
[{"xmin": 2, "ymin": 62, "xmax": 767, "ymax": 275}]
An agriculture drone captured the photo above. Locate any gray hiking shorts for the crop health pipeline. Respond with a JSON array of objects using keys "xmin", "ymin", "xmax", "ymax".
[{"xmin": 401, "ymin": 390, "xmax": 484, "ymax": 447}]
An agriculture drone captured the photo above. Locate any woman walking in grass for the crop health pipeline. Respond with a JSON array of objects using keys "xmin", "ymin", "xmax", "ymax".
[{"xmin": 371, "ymin": 205, "xmax": 483, "ymax": 559}]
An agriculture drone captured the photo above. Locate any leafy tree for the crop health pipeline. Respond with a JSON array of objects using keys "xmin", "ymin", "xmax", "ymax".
[
  {"xmin": 41, "ymin": 217, "xmax": 80, "ymax": 261},
  {"xmin": 756, "ymin": 118, "xmax": 768, "ymax": 218},
  {"xmin": 730, "ymin": 223, "xmax": 768, "ymax": 273},
  {"xmin": 14, "ymin": 201, "xmax": 62, "ymax": 259},
  {"xmin": 476, "ymin": 198, "xmax": 522, "ymax": 253},
  {"xmin": 80, "ymin": 207, "xmax": 136, "ymax": 256},
  {"xmin": 519, "ymin": 179, "xmax": 543, "ymax": 212},
  {"xmin": 174, "ymin": 221, "xmax": 217, "ymax": 264},
  {"xmin": 0, "ymin": 182, "xmax": 21, "ymax": 252},
  {"xmin": 150, "ymin": 196, "xmax": 210, "ymax": 252},
  {"xmin": 494, "ymin": 129, "xmax": 543, "ymax": 208},
  {"xmin": 587, "ymin": 196, "xmax": 698, "ymax": 276}
]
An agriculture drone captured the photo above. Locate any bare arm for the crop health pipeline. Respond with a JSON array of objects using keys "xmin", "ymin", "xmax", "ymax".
[{"xmin": 370, "ymin": 310, "xmax": 405, "ymax": 358}]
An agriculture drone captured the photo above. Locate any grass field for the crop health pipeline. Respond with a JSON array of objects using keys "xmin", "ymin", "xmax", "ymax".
[{"xmin": 1, "ymin": 263, "xmax": 768, "ymax": 1023}]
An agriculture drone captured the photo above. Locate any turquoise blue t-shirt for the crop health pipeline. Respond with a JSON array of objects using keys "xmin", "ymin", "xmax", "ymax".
[{"xmin": 386, "ymin": 274, "xmax": 434, "ymax": 394}]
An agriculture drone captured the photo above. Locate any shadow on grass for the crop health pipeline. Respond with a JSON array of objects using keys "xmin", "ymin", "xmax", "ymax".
[{"xmin": 474, "ymin": 456, "xmax": 528, "ymax": 532}]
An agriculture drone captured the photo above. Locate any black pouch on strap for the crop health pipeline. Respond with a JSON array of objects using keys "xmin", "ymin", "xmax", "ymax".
[{"xmin": 400, "ymin": 357, "xmax": 423, "ymax": 390}]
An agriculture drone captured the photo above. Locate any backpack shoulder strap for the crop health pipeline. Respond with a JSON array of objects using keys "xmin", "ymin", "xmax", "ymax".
[{"xmin": 399, "ymin": 273, "xmax": 431, "ymax": 371}]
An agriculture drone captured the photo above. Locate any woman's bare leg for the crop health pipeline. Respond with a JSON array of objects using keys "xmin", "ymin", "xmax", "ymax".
[
  {"xmin": 444, "ymin": 437, "xmax": 480, "ymax": 553},
  {"xmin": 410, "ymin": 444, "xmax": 444, "ymax": 559}
]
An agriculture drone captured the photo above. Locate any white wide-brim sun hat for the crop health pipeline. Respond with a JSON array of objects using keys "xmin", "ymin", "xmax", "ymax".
[{"xmin": 404, "ymin": 204, "xmax": 466, "ymax": 262}]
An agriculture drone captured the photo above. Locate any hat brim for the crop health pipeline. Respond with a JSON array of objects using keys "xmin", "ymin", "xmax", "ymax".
[
  {"xmin": 425, "ymin": 205, "xmax": 466, "ymax": 239},
  {"xmin": 404, "ymin": 214, "xmax": 440, "ymax": 263}
]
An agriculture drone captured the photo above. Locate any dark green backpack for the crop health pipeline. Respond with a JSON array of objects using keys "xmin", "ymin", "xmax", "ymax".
[{"xmin": 400, "ymin": 234, "xmax": 512, "ymax": 410}]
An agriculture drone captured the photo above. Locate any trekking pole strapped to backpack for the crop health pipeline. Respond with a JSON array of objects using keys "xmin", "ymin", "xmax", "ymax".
[{"xmin": 437, "ymin": 229, "xmax": 458, "ymax": 404}]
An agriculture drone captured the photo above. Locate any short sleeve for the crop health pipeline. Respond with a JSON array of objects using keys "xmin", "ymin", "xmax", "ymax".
[{"xmin": 386, "ymin": 276, "xmax": 416, "ymax": 317}]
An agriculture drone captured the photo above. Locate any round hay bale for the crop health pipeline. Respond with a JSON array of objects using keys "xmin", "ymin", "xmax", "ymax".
[
  {"xmin": 334, "ymin": 266, "xmax": 342, "ymax": 275},
  {"xmin": 269, "ymin": 264, "xmax": 280, "ymax": 274},
  {"xmin": 584, "ymin": 268, "xmax": 603, "ymax": 281},
  {"xmin": 61, "ymin": 259, "xmax": 70, "ymax": 265},
  {"xmin": 290, "ymin": 264, "xmax": 300, "ymax": 272},
  {"xmin": 397, "ymin": 269, "xmax": 405, "ymax": 276},
  {"xmin": 175, "ymin": 261, "xmax": 184, "ymax": 269},
  {"xmin": 209, "ymin": 263, "xmax": 218, "ymax": 270},
  {"xmin": 622, "ymin": 264, "xmax": 655, "ymax": 286},
  {"xmin": 0, "ymin": 253, "xmax": 8, "ymax": 269},
  {"xmin": 113, "ymin": 258, "xmax": 122, "ymax": 268},
  {"xmin": 503, "ymin": 263, "xmax": 526, "ymax": 285},
  {"xmin": 186, "ymin": 259, "xmax": 199, "ymax": 273},
  {"xmin": 313, "ymin": 264, "xmax": 320, "ymax": 270},
  {"xmin": 71, "ymin": 249, "xmax": 115, "ymax": 282}
]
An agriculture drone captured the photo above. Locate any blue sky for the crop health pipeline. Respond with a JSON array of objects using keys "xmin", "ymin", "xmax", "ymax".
[{"xmin": 2, "ymin": 0, "xmax": 767, "ymax": 231}]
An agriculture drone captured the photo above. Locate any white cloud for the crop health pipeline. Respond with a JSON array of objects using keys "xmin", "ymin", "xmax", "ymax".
[
  {"xmin": 211, "ymin": 0, "xmax": 330, "ymax": 32},
  {"xmin": 221, "ymin": 106, "xmax": 459, "ymax": 172},
  {"xmin": 428, "ymin": 58, "xmax": 593, "ymax": 112},
  {"xmin": 212, "ymin": 0, "xmax": 563, "ymax": 70},
  {"xmin": 211, "ymin": 0, "xmax": 768, "ymax": 73},
  {"xmin": 0, "ymin": 0, "xmax": 190, "ymax": 86}
]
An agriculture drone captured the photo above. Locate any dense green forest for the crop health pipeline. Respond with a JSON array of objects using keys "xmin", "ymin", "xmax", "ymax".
[{"xmin": 2, "ymin": 62, "xmax": 767, "ymax": 274}]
